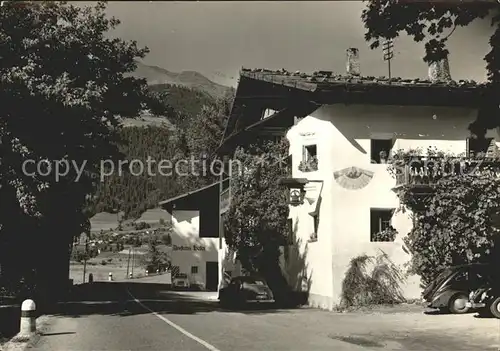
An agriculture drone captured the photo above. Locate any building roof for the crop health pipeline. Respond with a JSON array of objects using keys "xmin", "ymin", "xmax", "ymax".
[
  {"xmin": 158, "ymin": 182, "xmax": 220, "ymax": 206},
  {"xmin": 218, "ymin": 68, "xmax": 486, "ymax": 154},
  {"xmin": 158, "ymin": 178, "xmax": 230, "ymax": 207},
  {"xmin": 239, "ymin": 68, "xmax": 483, "ymax": 92}
]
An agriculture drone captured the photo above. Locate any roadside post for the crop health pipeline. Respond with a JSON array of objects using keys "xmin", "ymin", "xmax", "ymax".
[
  {"xmin": 108, "ymin": 272, "xmax": 113, "ymax": 281},
  {"xmin": 19, "ymin": 299, "xmax": 36, "ymax": 337}
]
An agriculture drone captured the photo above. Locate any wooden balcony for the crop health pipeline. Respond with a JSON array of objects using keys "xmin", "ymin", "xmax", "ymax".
[{"xmin": 393, "ymin": 157, "xmax": 500, "ymax": 194}]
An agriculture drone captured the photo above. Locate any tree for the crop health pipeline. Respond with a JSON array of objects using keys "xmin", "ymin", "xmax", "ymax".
[
  {"xmin": 179, "ymin": 91, "xmax": 234, "ymax": 192},
  {"xmin": 142, "ymin": 235, "xmax": 170, "ymax": 272},
  {"xmin": 160, "ymin": 231, "xmax": 172, "ymax": 246},
  {"xmin": 0, "ymin": 1, "xmax": 160, "ymax": 298},
  {"xmin": 185, "ymin": 91, "xmax": 234, "ymax": 158},
  {"xmin": 224, "ymin": 137, "xmax": 291, "ymax": 300},
  {"xmin": 361, "ymin": 1, "xmax": 500, "ymax": 136}
]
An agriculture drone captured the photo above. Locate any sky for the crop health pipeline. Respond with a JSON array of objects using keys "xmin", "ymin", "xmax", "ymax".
[{"xmin": 86, "ymin": 1, "xmax": 494, "ymax": 87}]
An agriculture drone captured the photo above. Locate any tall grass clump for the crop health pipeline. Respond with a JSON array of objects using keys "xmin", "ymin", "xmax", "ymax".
[{"xmin": 340, "ymin": 250, "xmax": 406, "ymax": 308}]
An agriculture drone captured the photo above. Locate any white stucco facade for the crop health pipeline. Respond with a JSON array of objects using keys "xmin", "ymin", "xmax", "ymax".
[
  {"xmin": 284, "ymin": 103, "xmax": 495, "ymax": 309},
  {"xmin": 169, "ymin": 210, "xmax": 219, "ymax": 290}
]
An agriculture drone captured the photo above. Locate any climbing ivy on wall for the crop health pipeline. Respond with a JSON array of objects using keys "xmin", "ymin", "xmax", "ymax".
[{"xmin": 388, "ymin": 148, "xmax": 500, "ymax": 287}]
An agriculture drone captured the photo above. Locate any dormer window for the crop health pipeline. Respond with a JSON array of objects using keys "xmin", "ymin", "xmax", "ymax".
[
  {"xmin": 371, "ymin": 139, "xmax": 393, "ymax": 164},
  {"xmin": 467, "ymin": 137, "xmax": 494, "ymax": 158},
  {"xmin": 299, "ymin": 144, "xmax": 318, "ymax": 172}
]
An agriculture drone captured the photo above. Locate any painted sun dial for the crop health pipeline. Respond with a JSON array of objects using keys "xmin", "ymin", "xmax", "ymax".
[{"xmin": 333, "ymin": 166, "xmax": 374, "ymax": 190}]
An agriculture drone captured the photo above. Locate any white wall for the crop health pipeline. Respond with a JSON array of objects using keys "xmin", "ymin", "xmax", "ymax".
[
  {"xmin": 170, "ymin": 210, "xmax": 218, "ymax": 289},
  {"xmin": 286, "ymin": 103, "xmax": 491, "ymax": 307}
]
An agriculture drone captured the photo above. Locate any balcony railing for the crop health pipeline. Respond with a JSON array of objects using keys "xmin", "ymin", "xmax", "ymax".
[{"xmin": 393, "ymin": 157, "xmax": 500, "ymax": 189}]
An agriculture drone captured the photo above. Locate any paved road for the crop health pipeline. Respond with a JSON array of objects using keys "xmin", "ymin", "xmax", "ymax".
[{"xmin": 32, "ymin": 282, "xmax": 500, "ymax": 351}]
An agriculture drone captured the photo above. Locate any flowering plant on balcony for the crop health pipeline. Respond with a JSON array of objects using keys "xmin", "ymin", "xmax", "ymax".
[
  {"xmin": 298, "ymin": 156, "xmax": 318, "ymax": 172},
  {"xmin": 387, "ymin": 147, "xmax": 466, "ymax": 179},
  {"xmin": 371, "ymin": 226, "xmax": 397, "ymax": 242}
]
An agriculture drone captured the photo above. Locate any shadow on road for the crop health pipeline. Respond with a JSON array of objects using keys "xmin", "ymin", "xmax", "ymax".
[
  {"xmin": 423, "ymin": 308, "xmax": 495, "ymax": 318},
  {"xmin": 43, "ymin": 282, "xmax": 293, "ymax": 318}
]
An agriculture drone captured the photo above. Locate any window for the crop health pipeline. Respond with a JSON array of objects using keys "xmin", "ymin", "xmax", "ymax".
[
  {"xmin": 467, "ymin": 137, "xmax": 493, "ymax": 158},
  {"xmin": 300, "ymin": 144, "xmax": 318, "ymax": 172},
  {"xmin": 370, "ymin": 209, "xmax": 394, "ymax": 241},
  {"xmin": 303, "ymin": 144, "xmax": 317, "ymax": 162},
  {"xmin": 371, "ymin": 139, "xmax": 393, "ymax": 164},
  {"xmin": 191, "ymin": 266, "xmax": 198, "ymax": 274}
]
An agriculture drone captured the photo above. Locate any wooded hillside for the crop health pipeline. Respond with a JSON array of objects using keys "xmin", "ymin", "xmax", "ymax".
[{"xmin": 87, "ymin": 84, "xmax": 232, "ymax": 219}]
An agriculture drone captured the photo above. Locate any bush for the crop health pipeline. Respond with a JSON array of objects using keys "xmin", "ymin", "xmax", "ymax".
[
  {"xmin": 340, "ymin": 251, "xmax": 405, "ymax": 308},
  {"xmin": 134, "ymin": 222, "xmax": 150, "ymax": 230},
  {"xmin": 101, "ymin": 260, "xmax": 107, "ymax": 265}
]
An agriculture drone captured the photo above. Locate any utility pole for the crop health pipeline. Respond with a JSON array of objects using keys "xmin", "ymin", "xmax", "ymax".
[
  {"xmin": 126, "ymin": 247, "xmax": 131, "ymax": 278},
  {"xmin": 83, "ymin": 234, "xmax": 89, "ymax": 284},
  {"xmin": 382, "ymin": 39, "xmax": 394, "ymax": 80},
  {"xmin": 131, "ymin": 247, "xmax": 135, "ymax": 277}
]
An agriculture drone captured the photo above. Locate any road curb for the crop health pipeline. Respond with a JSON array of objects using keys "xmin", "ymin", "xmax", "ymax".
[{"xmin": 1, "ymin": 315, "xmax": 50, "ymax": 351}]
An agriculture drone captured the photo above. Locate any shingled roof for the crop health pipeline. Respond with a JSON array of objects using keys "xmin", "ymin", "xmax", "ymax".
[
  {"xmin": 239, "ymin": 67, "xmax": 483, "ymax": 94},
  {"xmin": 218, "ymin": 66, "xmax": 487, "ymax": 155}
]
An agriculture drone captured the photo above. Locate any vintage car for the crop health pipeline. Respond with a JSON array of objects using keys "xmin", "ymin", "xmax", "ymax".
[
  {"xmin": 218, "ymin": 276, "xmax": 274, "ymax": 308},
  {"xmin": 172, "ymin": 273, "xmax": 190, "ymax": 289},
  {"xmin": 466, "ymin": 280, "xmax": 500, "ymax": 318},
  {"xmin": 423, "ymin": 263, "xmax": 493, "ymax": 314}
]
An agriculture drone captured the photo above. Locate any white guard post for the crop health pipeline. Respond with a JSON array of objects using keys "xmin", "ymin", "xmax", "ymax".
[
  {"xmin": 19, "ymin": 299, "xmax": 36, "ymax": 337},
  {"xmin": 108, "ymin": 272, "xmax": 113, "ymax": 281}
]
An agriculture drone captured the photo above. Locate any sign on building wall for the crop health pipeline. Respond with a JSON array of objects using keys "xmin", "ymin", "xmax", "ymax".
[{"xmin": 173, "ymin": 245, "xmax": 206, "ymax": 251}]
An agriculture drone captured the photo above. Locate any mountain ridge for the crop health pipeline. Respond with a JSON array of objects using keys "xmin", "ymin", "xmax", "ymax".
[{"xmin": 131, "ymin": 61, "xmax": 230, "ymax": 98}]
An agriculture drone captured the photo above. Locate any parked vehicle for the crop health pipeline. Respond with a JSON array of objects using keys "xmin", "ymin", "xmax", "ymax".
[
  {"xmin": 172, "ymin": 273, "xmax": 190, "ymax": 289},
  {"xmin": 466, "ymin": 282, "xmax": 500, "ymax": 319},
  {"xmin": 423, "ymin": 263, "xmax": 493, "ymax": 314},
  {"xmin": 218, "ymin": 276, "xmax": 274, "ymax": 308}
]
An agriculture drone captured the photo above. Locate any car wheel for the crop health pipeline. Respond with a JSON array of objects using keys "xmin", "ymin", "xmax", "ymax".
[
  {"xmin": 448, "ymin": 293, "xmax": 470, "ymax": 314},
  {"xmin": 488, "ymin": 297, "xmax": 500, "ymax": 319}
]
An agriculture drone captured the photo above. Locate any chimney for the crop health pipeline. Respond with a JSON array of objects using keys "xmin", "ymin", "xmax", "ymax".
[
  {"xmin": 428, "ymin": 56, "xmax": 452, "ymax": 83},
  {"xmin": 346, "ymin": 48, "xmax": 360, "ymax": 76}
]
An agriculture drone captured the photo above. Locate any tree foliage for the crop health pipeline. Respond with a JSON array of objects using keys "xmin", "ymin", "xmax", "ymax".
[
  {"xmin": 88, "ymin": 88, "xmax": 232, "ymax": 219},
  {"xmin": 142, "ymin": 235, "xmax": 170, "ymax": 272},
  {"xmin": 389, "ymin": 150, "xmax": 500, "ymax": 286},
  {"xmin": 185, "ymin": 91, "xmax": 233, "ymax": 159},
  {"xmin": 224, "ymin": 137, "xmax": 290, "ymax": 297},
  {"xmin": 362, "ymin": 1, "xmax": 500, "ymax": 135},
  {"xmin": 0, "ymin": 1, "xmax": 160, "ymax": 293}
]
